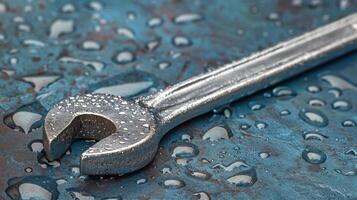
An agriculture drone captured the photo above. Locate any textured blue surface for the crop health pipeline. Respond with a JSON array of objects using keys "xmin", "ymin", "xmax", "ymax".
[{"xmin": 0, "ymin": 0, "xmax": 357, "ymax": 199}]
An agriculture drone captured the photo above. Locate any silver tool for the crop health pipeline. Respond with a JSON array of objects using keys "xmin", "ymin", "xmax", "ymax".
[{"xmin": 43, "ymin": 13, "xmax": 357, "ymax": 175}]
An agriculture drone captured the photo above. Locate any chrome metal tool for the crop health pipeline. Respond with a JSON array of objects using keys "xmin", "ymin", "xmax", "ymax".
[{"xmin": 43, "ymin": 13, "xmax": 357, "ymax": 175}]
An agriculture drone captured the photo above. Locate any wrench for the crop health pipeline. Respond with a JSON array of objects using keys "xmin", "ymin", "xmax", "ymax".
[{"xmin": 44, "ymin": 13, "xmax": 357, "ymax": 175}]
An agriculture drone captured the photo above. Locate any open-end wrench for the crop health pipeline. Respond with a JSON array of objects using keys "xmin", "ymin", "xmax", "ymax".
[{"xmin": 44, "ymin": 13, "xmax": 357, "ymax": 175}]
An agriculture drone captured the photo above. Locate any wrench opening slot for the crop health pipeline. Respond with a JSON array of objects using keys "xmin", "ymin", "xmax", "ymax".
[
  {"xmin": 75, "ymin": 114, "xmax": 117, "ymax": 140},
  {"xmin": 45, "ymin": 114, "xmax": 117, "ymax": 161}
]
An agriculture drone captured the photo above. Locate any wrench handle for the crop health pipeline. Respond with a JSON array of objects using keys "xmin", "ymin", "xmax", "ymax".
[{"xmin": 141, "ymin": 13, "xmax": 357, "ymax": 133}]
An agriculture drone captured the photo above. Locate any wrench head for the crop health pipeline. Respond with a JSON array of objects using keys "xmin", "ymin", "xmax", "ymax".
[{"xmin": 43, "ymin": 94, "xmax": 158, "ymax": 175}]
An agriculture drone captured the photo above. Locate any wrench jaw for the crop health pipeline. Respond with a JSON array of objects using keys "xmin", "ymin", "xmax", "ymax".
[
  {"xmin": 43, "ymin": 93, "xmax": 158, "ymax": 175},
  {"xmin": 43, "ymin": 124, "xmax": 75, "ymax": 161},
  {"xmin": 80, "ymin": 130, "xmax": 159, "ymax": 175},
  {"xmin": 43, "ymin": 103, "xmax": 80, "ymax": 161},
  {"xmin": 43, "ymin": 112, "xmax": 117, "ymax": 161}
]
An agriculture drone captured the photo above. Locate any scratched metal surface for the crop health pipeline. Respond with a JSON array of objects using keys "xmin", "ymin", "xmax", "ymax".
[{"xmin": 0, "ymin": 0, "xmax": 357, "ymax": 199}]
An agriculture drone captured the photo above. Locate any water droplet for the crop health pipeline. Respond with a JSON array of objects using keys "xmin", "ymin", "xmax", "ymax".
[
  {"xmin": 280, "ymin": 109, "xmax": 291, "ymax": 116},
  {"xmin": 328, "ymin": 88, "xmax": 342, "ymax": 98},
  {"xmin": 202, "ymin": 126, "xmax": 231, "ymax": 141},
  {"xmin": 10, "ymin": 57, "xmax": 18, "ymax": 65},
  {"xmin": 331, "ymin": 100, "xmax": 351, "ymax": 111},
  {"xmin": 49, "ymin": 19, "xmax": 74, "ymax": 38},
  {"xmin": 0, "ymin": 3, "xmax": 7, "ymax": 13},
  {"xmin": 187, "ymin": 170, "xmax": 211, "ymax": 180},
  {"xmin": 213, "ymin": 161, "xmax": 249, "ymax": 171},
  {"xmin": 15, "ymin": 17, "xmax": 25, "ymax": 23},
  {"xmin": 292, "ymin": 0, "xmax": 303, "ymax": 6},
  {"xmin": 339, "ymin": 0, "xmax": 351, "ymax": 10},
  {"xmin": 226, "ymin": 168, "xmax": 257, "ymax": 187},
  {"xmin": 18, "ymin": 24, "xmax": 31, "ymax": 32},
  {"xmin": 272, "ymin": 86, "xmax": 296, "ymax": 100},
  {"xmin": 322, "ymin": 14, "xmax": 330, "ymax": 21},
  {"xmin": 22, "ymin": 39, "xmax": 45, "ymax": 47},
  {"xmin": 267, "ymin": 12, "xmax": 279, "ymax": 21},
  {"xmin": 255, "ymin": 121, "xmax": 268, "ymax": 130},
  {"xmin": 30, "ymin": 140, "xmax": 43, "ymax": 152},
  {"xmin": 161, "ymin": 167, "xmax": 172, "ymax": 174},
  {"xmin": 24, "ymin": 167, "xmax": 33, "ymax": 173},
  {"xmin": 308, "ymin": 99, "xmax": 326, "ymax": 107},
  {"xmin": 303, "ymin": 131, "xmax": 328, "ymax": 141},
  {"xmin": 161, "ymin": 179, "xmax": 185, "ymax": 189},
  {"xmin": 170, "ymin": 50, "xmax": 182, "ymax": 58},
  {"xmin": 342, "ymin": 120, "xmax": 356, "ymax": 127},
  {"xmin": 19, "ymin": 183, "xmax": 53, "ymax": 200},
  {"xmin": 116, "ymin": 27, "xmax": 135, "ymax": 39},
  {"xmin": 136, "ymin": 178, "xmax": 147, "ymax": 185},
  {"xmin": 307, "ymin": 85, "xmax": 321, "ymax": 93},
  {"xmin": 200, "ymin": 158, "xmax": 211, "ymax": 164},
  {"xmin": 299, "ymin": 109, "xmax": 328, "ymax": 127},
  {"xmin": 172, "ymin": 36, "xmax": 192, "ymax": 47},
  {"xmin": 2, "ymin": 69, "xmax": 15, "ymax": 76},
  {"xmin": 158, "ymin": 61, "xmax": 171, "ymax": 70},
  {"xmin": 342, "ymin": 170, "xmax": 356, "ymax": 176},
  {"xmin": 56, "ymin": 179, "xmax": 68, "ymax": 185},
  {"xmin": 302, "ymin": 146, "xmax": 327, "ymax": 164},
  {"xmin": 6, "ymin": 177, "xmax": 59, "ymax": 200},
  {"xmin": 12, "ymin": 111, "xmax": 42, "ymax": 134},
  {"xmin": 249, "ymin": 103, "xmax": 265, "ymax": 111},
  {"xmin": 259, "ymin": 152, "xmax": 270, "ymax": 158},
  {"xmin": 240, "ymin": 123, "xmax": 251, "ymax": 130},
  {"xmin": 81, "ymin": 40, "xmax": 101, "ymax": 51},
  {"xmin": 71, "ymin": 167, "xmax": 80, "ymax": 176},
  {"xmin": 181, "ymin": 134, "xmax": 192, "ymax": 142},
  {"xmin": 173, "ymin": 13, "xmax": 203, "ymax": 24},
  {"xmin": 89, "ymin": 1, "xmax": 103, "ymax": 11},
  {"xmin": 39, "ymin": 155, "xmax": 61, "ymax": 168},
  {"xmin": 193, "ymin": 192, "xmax": 210, "ymax": 200},
  {"xmin": 59, "ymin": 56, "xmax": 105, "ymax": 72},
  {"xmin": 147, "ymin": 17, "xmax": 163, "ymax": 28},
  {"xmin": 223, "ymin": 108, "xmax": 231, "ymax": 118},
  {"xmin": 113, "ymin": 50, "xmax": 135, "ymax": 64},
  {"xmin": 321, "ymin": 74, "xmax": 357, "ymax": 91},
  {"xmin": 237, "ymin": 29, "xmax": 245, "ymax": 35},
  {"xmin": 127, "ymin": 11, "xmax": 136, "ymax": 20},
  {"xmin": 308, "ymin": 0, "xmax": 322, "ymax": 8},
  {"xmin": 22, "ymin": 75, "xmax": 60, "ymax": 92},
  {"xmin": 263, "ymin": 92, "xmax": 272, "ymax": 98},
  {"xmin": 146, "ymin": 39, "xmax": 160, "ymax": 51},
  {"xmin": 171, "ymin": 143, "xmax": 199, "ymax": 158},
  {"xmin": 62, "ymin": 3, "xmax": 75, "ymax": 13},
  {"xmin": 69, "ymin": 191, "xmax": 95, "ymax": 200}
]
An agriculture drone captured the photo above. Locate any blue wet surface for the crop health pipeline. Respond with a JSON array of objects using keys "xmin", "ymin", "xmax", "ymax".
[{"xmin": 0, "ymin": 0, "xmax": 356, "ymax": 199}]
